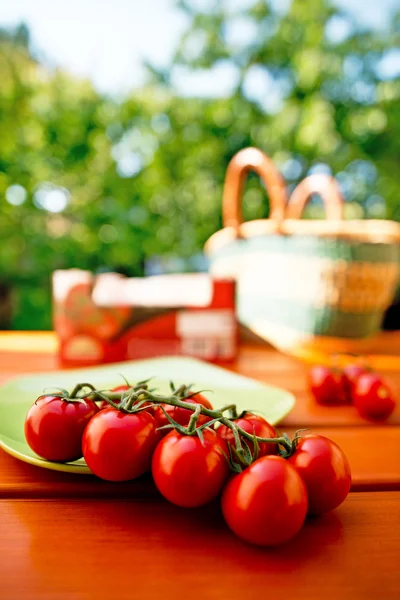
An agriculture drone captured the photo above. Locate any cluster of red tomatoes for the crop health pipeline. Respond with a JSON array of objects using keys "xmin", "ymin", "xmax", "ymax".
[
  {"xmin": 309, "ymin": 362, "xmax": 396, "ymax": 421},
  {"xmin": 25, "ymin": 381, "xmax": 351, "ymax": 547}
]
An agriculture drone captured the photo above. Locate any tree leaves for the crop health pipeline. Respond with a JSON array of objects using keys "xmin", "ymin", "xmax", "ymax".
[{"xmin": 0, "ymin": 0, "xmax": 399, "ymax": 329}]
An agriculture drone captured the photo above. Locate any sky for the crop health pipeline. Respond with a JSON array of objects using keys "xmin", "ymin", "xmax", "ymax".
[{"xmin": 0, "ymin": 0, "xmax": 398, "ymax": 96}]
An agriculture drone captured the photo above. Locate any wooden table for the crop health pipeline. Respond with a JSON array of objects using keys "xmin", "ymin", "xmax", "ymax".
[{"xmin": 0, "ymin": 332, "xmax": 399, "ymax": 600}]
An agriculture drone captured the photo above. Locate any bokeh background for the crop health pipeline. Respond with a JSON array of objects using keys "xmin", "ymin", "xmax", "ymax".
[{"xmin": 1, "ymin": 0, "xmax": 399, "ymax": 330}]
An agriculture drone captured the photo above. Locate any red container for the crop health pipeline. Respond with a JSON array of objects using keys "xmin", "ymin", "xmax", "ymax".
[{"xmin": 53, "ymin": 270, "xmax": 237, "ymax": 366}]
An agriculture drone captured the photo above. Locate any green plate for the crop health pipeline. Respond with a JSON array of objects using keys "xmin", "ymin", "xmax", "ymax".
[{"xmin": 0, "ymin": 356, "xmax": 295, "ymax": 474}]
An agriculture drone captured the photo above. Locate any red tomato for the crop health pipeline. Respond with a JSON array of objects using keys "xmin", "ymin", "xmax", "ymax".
[
  {"xmin": 152, "ymin": 429, "xmax": 230, "ymax": 507},
  {"xmin": 97, "ymin": 384, "xmax": 129, "ymax": 410},
  {"xmin": 147, "ymin": 393, "xmax": 214, "ymax": 433},
  {"xmin": 217, "ymin": 413, "xmax": 277, "ymax": 457},
  {"xmin": 288, "ymin": 434, "xmax": 351, "ymax": 516},
  {"xmin": 352, "ymin": 373, "xmax": 396, "ymax": 421},
  {"xmin": 309, "ymin": 366, "xmax": 347, "ymax": 406},
  {"xmin": 82, "ymin": 408, "xmax": 160, "ymax": 481},
  {"xmin": 221, "ymin": 456, "xmax": 308, "ymax": 546},
  {"xmin": 343, "ymin": 364, "xmax": 367, "ymax": 401},
  {"xmin": 111, "ymin": 384, "xmax": 131, "ymax": 392},
  {"xmin": 25, "ymin": 396, "xmax": 98, "ymax": 462}
]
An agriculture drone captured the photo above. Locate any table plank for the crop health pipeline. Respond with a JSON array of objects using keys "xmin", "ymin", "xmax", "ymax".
[
  {"xmin": 230, "ymin": 345, "xmax": 400, "ymax": 426},
  {"xmin": 0, "ymin": 332, "xmax": 399, "ymax": 494},
  {"xmin": 1, "ymin": 425, "xmax": 399, "ymax": 498},
  {"xmin": 283, "ymin": 426, "xmax": 400, "ymax": 492},
  {"xmin": 1, "ymin": 336, "xmax": 400, "ymax": 426},
  {"xmin": 0, "ymin": 451, "xmax": 157, "ymax": 499},
  {"xmin": 0, "ymin": 492, "xmax": 399, "ymax": 600}
]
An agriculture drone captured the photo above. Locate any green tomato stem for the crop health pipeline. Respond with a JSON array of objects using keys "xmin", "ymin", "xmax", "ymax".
[
  {"xmin": 70, "ymin": 382, "xmax": 96, "ymax": 398},
  {"xmin": 85, "ymin": 386, "xmax": 294, "ymax": 455},
  {"xmin": 186, "ymin": 404, "xmax": 202, "ymax": 434},
  {"xmin": 218, "ymin": 416, "xmax": 292, "ymax": 455}
]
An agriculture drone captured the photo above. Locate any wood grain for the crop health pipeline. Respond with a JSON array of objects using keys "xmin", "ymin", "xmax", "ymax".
[
  {"xmin": 284, "ymin": 426, "xmax": 400, "ymax": 492},
  {"xmin": 0, "ymin": 451, "xmax": 157, "ymax": 499},
  {"xmin": 1, "ymin": 333, "xmax": 400, "ymax": 426},
  {"xmin": 0, "ymin": 492, "xmax": 399, "ymax": 600},
  {"xmin": 229, "ymin": 344, "xmax": 400, "ymax": 426},
  {"xmin": 1, "ymin": 425, "xmax": 399, "ymax": 498},
  {"xmin": 1, "ymin": 332, "xmax": 399, "ymax": 600},
  {"xmin": 0, "ymin": 332, "xmax": 399, "ymax": 496}
]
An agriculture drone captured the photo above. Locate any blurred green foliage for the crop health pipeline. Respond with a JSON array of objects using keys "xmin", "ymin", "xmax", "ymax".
[{"xmin": 1, "ymin": 1, "xmax": 400, "ymax": 329}]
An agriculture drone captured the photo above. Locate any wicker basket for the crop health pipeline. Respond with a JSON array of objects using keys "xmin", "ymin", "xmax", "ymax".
[{"xmin": 205, "ymin": 147, "xmax": 400, "ymax": 353}]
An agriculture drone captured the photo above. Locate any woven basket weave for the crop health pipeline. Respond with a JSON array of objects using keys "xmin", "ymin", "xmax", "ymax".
[{"xmin": 205, "ymin": 148, "xmax": 400, "ymax": 352}]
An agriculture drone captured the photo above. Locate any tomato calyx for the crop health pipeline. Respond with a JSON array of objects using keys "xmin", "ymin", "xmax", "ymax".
[
  {"xmin": 225, "ymin": 429, "xmax": 261, "ymax": 473},
  {"xmin": 44, "ymin": 378, "xmax": 299, "ymax": 469},
  {"xmin": 100, "ymin": 384, "xmax": 297, "ymax": 460},
  {"xmin": 35, "ymin": 383, "xmax": 98, "ymax": 405},
  {"xmin": 168, "ymin": 381, "xmax": 215, "ymax": 406},
  {"xmin": 224, "ymin": 426, "xmax": 298, "ymax": 472},
  {"xmin": 290, "ymin": 428, "xmax": 312, "ymax": 450},
  {"xmin": 90, "ymin": 378, "xmax": 154, "ymax": 410},
  {"xmin": 156, "ymin": 403, "xmax": 210, "ymax": 441},
  {"xmin": 216, "ymin": 417, "xmax": 293, "ymax": 472},
  {"xmin": 87, "ymin": 384, "xmax": 290, "ymax": 460}
]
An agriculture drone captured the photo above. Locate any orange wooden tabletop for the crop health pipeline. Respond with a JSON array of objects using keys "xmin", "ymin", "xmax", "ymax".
[
  {"xmin": 230, "ymin": 344, "xmax": 400, "ymax": 427},
  {"xmin": 1, "ymin": 332, "xmax": 400, "ymax": 426},
  {"xmin": 1, "ymin": 492, "xmax": 399, "ymax": 600},
  {"xmin": 1, "ymin": 332, "xmax": 400, "ymax": 600},
  {"xmin": 0, "ymin": 332, "xmax": 399, "ymax": 493},
  {"xmin": 1, "ymin": 424, "xmax": 399, "ymax": 498}
]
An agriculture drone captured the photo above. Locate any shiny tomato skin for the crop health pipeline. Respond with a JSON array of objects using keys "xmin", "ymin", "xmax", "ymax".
[
  {"xmin": 148, "ymin": 393, "xmax": 214, "ymax": 432},
  {"xmin": 288, "ymin": 434, "xmax": 351, "ymax": 516},
  {"xmin": 343, "ymin": 364, "xmax": 367, "ymax": 401},
  {"xmin": 309, "ymin": 366, "xmax": 347, "ymax": 406},
  {"xmin": 352, "ymin": 373, "xmax": 396, "ymax": 421},
  {"xmin": 152, "ymin": 429, "xmax": 230, "ymax": 507},
  {"xmin": 217, "ymin": 413, "xmax": 277, "ymax": 457},
  {"xmin": 221, "ymin": 456, "xmax": 308, "ymax": 546},
  {"xmin": 111, "ymin": 384, "xmax": 131, "ymax": 392},
  {"xmin": 83, "ymin": 408, "xmax": 160, "ymax": 481},
  {"xmin": 25, "ymin": 396, "xmax": 98, "ymax": 462}
]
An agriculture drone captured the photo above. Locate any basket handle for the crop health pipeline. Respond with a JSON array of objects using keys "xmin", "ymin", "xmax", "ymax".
[
  {"xmin": 222, "ymin": 147, "xmax": 288, "ymax": 234},
  {"xmin": 286, "ymin": 174, "xmax": 344, "ymax": 220}
]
